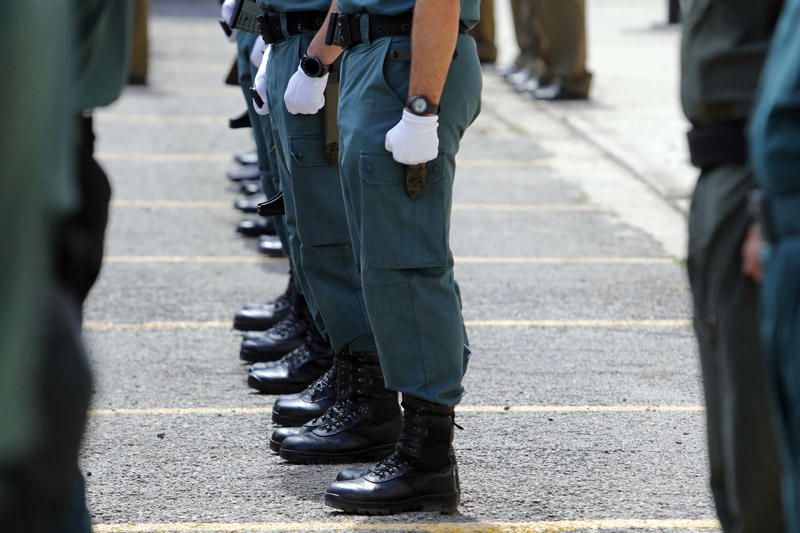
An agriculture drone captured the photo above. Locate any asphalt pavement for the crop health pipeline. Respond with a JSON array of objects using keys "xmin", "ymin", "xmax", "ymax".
[{"xmin": 82, "ymin": 1, "xmax": 717, "ymax": 531}]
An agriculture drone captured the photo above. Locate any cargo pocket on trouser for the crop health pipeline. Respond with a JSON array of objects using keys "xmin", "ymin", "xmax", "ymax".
[
  {"xmin": 287, "ymin": 135, "xmax": 350, "ymax": 247},
  {"xmin": 357, "ymin": 150, "xmax": 465, "ymax": 406},
  {"xmin": 358, "ymin": 150, "xmax": 449, "ymax": 270}
]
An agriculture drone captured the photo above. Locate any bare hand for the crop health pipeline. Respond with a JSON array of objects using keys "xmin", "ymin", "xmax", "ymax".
[{"xmin": 741, "ymin": 222, "xmax": 764, "ymax": 282}]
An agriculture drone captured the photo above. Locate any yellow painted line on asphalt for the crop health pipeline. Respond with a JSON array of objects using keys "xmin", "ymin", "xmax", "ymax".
[
  {"xmin": 155, "ymin": 60, "xmax": 232, "ymax": 73},
  {"xmin": 84, "ymin": 321, "xmax": 230, "ymax": 332},
  {"xmin": 110, "ymin": 199, "xmax": 602, "ymax": 213},
  {"xmin": 464, "ymin": 319, "xmax": 691, "ymax": 328},
  {"xmin": 103, "ymin": 256, "xmax": 286, "ymax": 265},
  {"xmin": 102, "ymin": 255, "xmax": 676, "ymax": 266},
  {"xmin": 89, "ymin": 404, "xmax": 704, "ymax": 417},
  {"xmin": 98, "ymin": 114, "xmax": 226, "ymax": 125},
  {"xmin": 452, "ymin": 203, "xmax": 601, "ymax": 212},
  {"xmin": 97, "ymin": 152, "xmax": 548, "ymax": 167},
  {"xmin": 84, "ymin": 319, "xmax": 690, "ymax": 332},
  {"xmin": 111, "ymin": 200, "xmax": 230, "ymax": 208},
  {"xmin": 93, "ymin": 519, "xmax": 720, "ymax": 532},
  {"xmin": 98, "ymin": 152, "xmax": 231, "ymax": 163}
]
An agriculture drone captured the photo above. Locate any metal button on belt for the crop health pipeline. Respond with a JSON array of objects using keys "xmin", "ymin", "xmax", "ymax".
[{"xmin": 294, "ymin": 151, "xmax": 304, "ymax": 160}]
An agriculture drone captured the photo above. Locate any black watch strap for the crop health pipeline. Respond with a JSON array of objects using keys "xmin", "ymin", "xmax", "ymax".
[
  {"xmin": 405, "ymin": 95, "xmax": 439, "ymax": 116},
  {"xmin": 300, "ymin": 55, "xmax": 330, "ymax": 78}
]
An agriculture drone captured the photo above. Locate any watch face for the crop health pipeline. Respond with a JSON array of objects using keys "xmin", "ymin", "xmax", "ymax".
[
  {"xmin": 412, "ymin": 98, "xmax": 428, "ymax": 114},
  {"xmin": 303, "ymin": 57, "xmax": 321, "ymax": 77}
]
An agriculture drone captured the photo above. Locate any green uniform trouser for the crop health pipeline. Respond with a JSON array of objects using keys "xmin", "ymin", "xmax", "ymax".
[
  {"xmin": 267, "ymin": 30, "xmax": 376, "ymax": 353},
  {"xmin": 749, "ymin": 1, "xmax": 800, "ymax": 527},
  {"xmin": 236, "ymin": 31, "xmax": 290, "ymax": 253},
  {"xmin": 537, "ymin": 0, "xmax": 592, "ymax": 95},
  {"xmin": 762, "ymin": 234, "xmax": 800, "ymax": 533},
  {"xmin": 338, "ymin": 32, "xmax": 481, "ymax": 406},
  {"xmin": 687, "ymin": 164, "xmax": 784, "ymax": 533}
]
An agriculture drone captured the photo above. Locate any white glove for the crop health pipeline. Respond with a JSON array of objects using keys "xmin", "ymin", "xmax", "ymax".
[
  {"xmin": 284, "ymin": 66, "xmax": 328, "ymax": 115},
  {"xmin": 221, "ymin": 0, "xmax": 236, "ymax": 25},
  {"xmin": 250, "ymin": 36, "xmax": 266, "ymax": 68},
  {"xmin": 385, "ymin": 110, "xmax": 439, "ymax": 165},
  {"xmin": 252, "ymin": 46, "xmax": 270, "ymax": 116},
  {"xmin": 220, "ymin": 0, "xmax": 237, "ymax": 41}
]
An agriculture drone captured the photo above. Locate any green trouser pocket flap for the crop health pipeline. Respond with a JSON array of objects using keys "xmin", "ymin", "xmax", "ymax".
[{"xmin": 359, "ymin": 151, "xmax": 449, "ymax": 270}]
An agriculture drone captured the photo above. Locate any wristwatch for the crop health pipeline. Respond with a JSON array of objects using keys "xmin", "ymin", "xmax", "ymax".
[
  {"xmin": 300, "ymin": 55, "xmax": 330, "ymax": 78},
  {"xmin": 405, "ymin": 95, "xmax": 439, "ymax": 116}
]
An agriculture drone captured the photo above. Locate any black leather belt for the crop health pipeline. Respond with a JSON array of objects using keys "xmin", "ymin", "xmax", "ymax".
[
  {"xmin": 687, "ymin": 121, "xmax": 748, "ymax": 169},
  {"xmin": 328, "ymin": 11, "xmax": 466, "ymax": 49},
  {"xmin": 257, "ymin": 11, "xmax": 327, "ymax": 44}
]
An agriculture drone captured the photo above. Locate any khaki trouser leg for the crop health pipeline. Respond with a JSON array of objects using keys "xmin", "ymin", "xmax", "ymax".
[
  {"xmin": 129, "ymin": 0, "xmax": 149, "ymax": 84},
  {"xmin": 472, "ymin": 0, "xmax": 497, "ymax": 63},
  {"xmin": 537, "ymin": 0, "xmax": 592, "ymax": 95}
]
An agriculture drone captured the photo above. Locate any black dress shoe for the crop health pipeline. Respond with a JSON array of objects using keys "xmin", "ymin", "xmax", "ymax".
[
  {"xmin": 239, "ymin": 181, "xmax": 262, "ymax": 196},
  {"xmin": 247, "ymin": 333, "xmax": 334, "ymax": 395},
  {"xmin": 239, "ymin": 291, "xmax": 309, "ymax": 362},
  {"xmin": 235, "ymin": 150, "xmax": 259, "ymax": 166},
  {"xmin": 324, "ymin": 395, "xmax": 459, "ymax": 515},
  {"xmin": 233, "ymin": 276, "xmax": 293, "ymax": 331},
  {"xmin": 236, "ymin": 217, "xmax": 276, "ymax": 238},
  {"xmin": 271, "ymin": 354, "xmax": 343, "ymax": 427},
  {"xmin": 229, "ymin": 110, "xmax": 251, "ymax": 129},
  {"xmin": 532, "ymin": 83, "xmax": 589, "ymax": 101},
  {"xmin": 234, "ymin": 194, "xmax": 267, "ymax": 213},
  {"xmin": 258, "ymin": 236, "xmax": 284, "ymax": 257},
  {"xmin": 278, "ymin": 352, "xmax": 401, "ymax": 464},
  {"xmin": 227, "ymin": 166, "xmax": 260, "ymax": 182}
]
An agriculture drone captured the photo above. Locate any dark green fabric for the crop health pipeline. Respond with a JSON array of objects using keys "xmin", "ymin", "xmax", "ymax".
[
  {"xmin": 686, "ymin": 164, "xmax": 785, "ymax": 533},
  {"xmin": 337, "ymin": 34, "xmax": 480, "ymax": 405},
  {"xmin": 749, "ymin": 1, "xmax": 800, "ymax": 530},
  {"xmin": 680, "ymin": 0, "xmax": 783, "ymax": 126},
  {"xmin": 266, "ymin": 34, "xmax": 377, "ymax": 353},
  {"xmin": 235, "ymin": 32, "xmax": 290, "ymax": 252},
  {"xmin": 0, "ymin": 0, "xmax": 69, "ymax": 473},
  {"xmin": 71, "ymin": 1, "xmax": 133, "ymax": 110}
]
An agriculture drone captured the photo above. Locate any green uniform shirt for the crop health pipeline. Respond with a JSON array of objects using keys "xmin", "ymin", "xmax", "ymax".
[
  {"xmin": 70, "ymin": 1, "xmax": 133, "ymax": 111},
  {"xmin": 338, "ymin": 0, "xmax": 480, "ymax": 29},
  {"xmin": 680, "ymin": 0, "xmax": 783, "ymax": 126},
  {"xmin": 257, "ymin": 0, "xmax": 330, "ymax": 12}
]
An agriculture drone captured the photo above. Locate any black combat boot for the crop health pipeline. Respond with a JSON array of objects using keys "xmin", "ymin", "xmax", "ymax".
[
  {"xmin": 270, "ymin": 350, "xmax": 346, "ymax": 427},
  {"xmin": 324, "ymin": 395, "xmax": 460, "ymax": 515},
  {"xmin": 278, "ymin": 352, "xmax": 401, "ymax": 464},
  {"xmin": 233, "ymin": 273, "xmax": 294, "ymax": 331},
  {"xmin": 239, "ymin": 289, "xmax": 309, "ymax": 362},
  {"xmin": 269, "ymin": 353, "xmax": 350, "ymax": 452},
  {"xmin": 247, "ymin": 327, "xmax": 334, "ymax": 395}
]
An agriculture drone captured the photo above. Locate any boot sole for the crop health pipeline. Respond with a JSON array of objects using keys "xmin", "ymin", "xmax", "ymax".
[
  {"xmin": 271, "ymin": 410, "xmax": 320, "ymax": 427},
  {"xmin": 279, "ymin": 443, "xmax": 395, "ymax": 465},
  {"xmin": 239, "ymin": 351, "xmax": 285, "ymax": 363},
  {"xmin": 246, "ymin": 375, "xmax": 310, "ymax": 395},
  {"xmin": 323, "ymin": 491, "xmax": 459, "ymax": 515},
  {"xmin": 268, "ymin": 437, "xmax": 282, "ymax": 454},
  {"xmin": 232, "ymin": 317, "xmax": 281, "ymax": 332}
]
